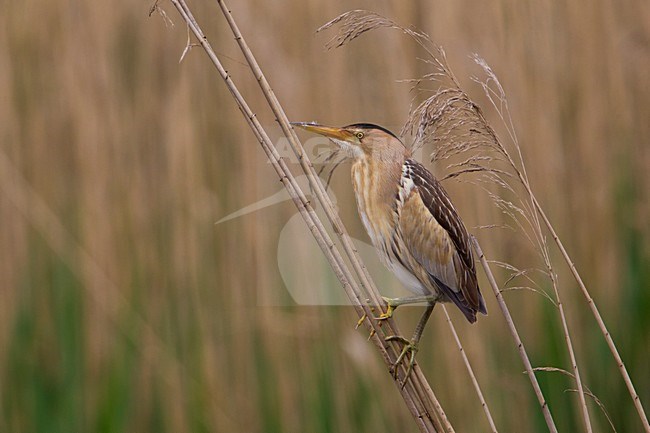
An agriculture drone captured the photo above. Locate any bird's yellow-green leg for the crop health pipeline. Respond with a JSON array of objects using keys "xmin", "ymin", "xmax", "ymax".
[
  {"xmin": 386, "ymin": 302, "xmax": 436, "ymax": 387},
  {"xmin": 377, "ymin": 294, "xmax": 437, "ymax": 320}
]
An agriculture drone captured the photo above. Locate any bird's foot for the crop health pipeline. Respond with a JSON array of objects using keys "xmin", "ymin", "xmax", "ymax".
[
  {"xmin": 376, "ymin": 295, "xmax": 437, "ymax": 322},
  {"xmin": 377, "ymin": 296, "xmax": 398, "ymax": 321},
  {"xmin": 385, "ymin": 335, "xmax": 419, "ymax": 387}
]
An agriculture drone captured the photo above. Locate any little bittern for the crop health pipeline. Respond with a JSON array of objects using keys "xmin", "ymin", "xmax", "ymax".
[{"xmin": 293, "ymin": 122, "xmax": 487, "ymax": 379}]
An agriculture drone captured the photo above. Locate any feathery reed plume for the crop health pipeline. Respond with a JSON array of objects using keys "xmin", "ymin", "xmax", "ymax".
[
  {"xmin": 318, "ymin": 10, "xmax": 430, "ymax": 50},
  {"xmin": 402, "ymin": 39, "xmax": 594, "ymax": 433},
  {"xmin": 315, "ymin": 9, "xmax": 649, "ymax": 433}
]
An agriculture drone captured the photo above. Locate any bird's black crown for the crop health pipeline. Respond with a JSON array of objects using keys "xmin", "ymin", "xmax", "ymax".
[{"xmin": 345, "ymin": 123, "xmax": 399, "ymax": 139}]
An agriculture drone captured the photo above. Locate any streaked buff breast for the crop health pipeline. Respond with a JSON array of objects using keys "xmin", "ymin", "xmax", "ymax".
[
  {"xmin": 351, "ymin": 159, "xmax": 398, "ymax": 249},
  {"xmin": 351, "ymin": 159, "xmax": 438, "ymax": 296}
]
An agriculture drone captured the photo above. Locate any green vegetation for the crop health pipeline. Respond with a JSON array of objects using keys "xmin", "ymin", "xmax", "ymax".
[{"xmin": 1, "ymin": 1, "xmax": 648, "ymax": 431}]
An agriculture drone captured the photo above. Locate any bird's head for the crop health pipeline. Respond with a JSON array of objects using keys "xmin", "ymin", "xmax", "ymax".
[{"xmin": 292, "ymin": 122, "xmax": 407, "ymax": 161}]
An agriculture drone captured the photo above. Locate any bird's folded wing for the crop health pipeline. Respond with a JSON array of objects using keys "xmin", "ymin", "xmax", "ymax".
[{"xmin": 401, "ymin": 160, "xmax": 485, "ymax": 317}]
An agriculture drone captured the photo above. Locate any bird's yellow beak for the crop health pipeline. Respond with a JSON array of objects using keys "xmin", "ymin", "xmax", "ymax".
[{"xmin": 291, "ymin": 122, "xmax": 356, "ymax": 142}]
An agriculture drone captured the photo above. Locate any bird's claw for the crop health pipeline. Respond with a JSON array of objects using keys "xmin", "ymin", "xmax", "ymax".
[
  {"xmin": 356, "ymin": 311, "xmax": 377, "ymax": 340},
  {"xmin": 385, "ymin": 335, "xmax": 419, "ymax": 388},
  {"xmin": 355, "ymin": 313, "xmax": 366, "ymax": 329}
]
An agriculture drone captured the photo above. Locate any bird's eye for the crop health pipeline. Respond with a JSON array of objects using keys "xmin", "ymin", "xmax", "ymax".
[{"xmin": 355, "ymin": 132, "xmax": 364, "ymax": 139}]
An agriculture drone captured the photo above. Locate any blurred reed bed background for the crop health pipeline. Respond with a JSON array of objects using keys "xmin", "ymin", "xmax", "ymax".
[{"xmin": 1, "ymin": 0, "xmax": 649, "ymax": 432}]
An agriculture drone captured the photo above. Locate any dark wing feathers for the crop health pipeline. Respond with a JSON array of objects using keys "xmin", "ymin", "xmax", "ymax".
[{"xmin": 405, "ymin": 159, "xmax": 487, "ymax": 321}]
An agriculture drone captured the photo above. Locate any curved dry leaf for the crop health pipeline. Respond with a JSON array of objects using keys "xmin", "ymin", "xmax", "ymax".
[
  {"xmin": 533, "ymin": 368, "xmax": 617, "ymax": 433},
  {"xmin": 500, "ymin": 286, "xmax": 556, "ymax": 306},
  {"xmin": 475, "ymin": 223, "xmax": 515, "ymax": 231}
]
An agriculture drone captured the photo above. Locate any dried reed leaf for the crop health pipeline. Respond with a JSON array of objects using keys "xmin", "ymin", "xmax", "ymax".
[
  {"xmin": 487, "ymin": 261, "xmax": 554, "ymax": 304},
  {"xmin": 500, "ymin": 286, "xmax": 557, "ymax": 305},
  {"xmin": 476, "ymin": 223, "xmax": 514, "ymax": 231},
  {"xmin": 149, "ymin": 0, "xmax": 175, "ymax": 26}
]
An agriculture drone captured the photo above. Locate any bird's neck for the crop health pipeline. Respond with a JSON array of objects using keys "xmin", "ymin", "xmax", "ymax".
[{"xmin": 350, "ymin": 152, "xmax": 405, "ymax": 244}]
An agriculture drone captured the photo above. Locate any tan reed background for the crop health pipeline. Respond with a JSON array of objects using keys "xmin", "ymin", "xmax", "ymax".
[{"xmin": 1, "ymin": 0, "xmax": 649, "ymax": 432}]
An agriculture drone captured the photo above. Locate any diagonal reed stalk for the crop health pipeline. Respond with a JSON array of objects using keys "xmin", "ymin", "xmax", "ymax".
[
  {"xmin": 441, "ymin": 305, "xmax": 498, "ymax": 433},
  {"xmin": 161, "ymin": 1, "xmax": 456, "ymax": 431},
  {"xmin": 472, "ymin": 237, "xmax": 557, "ymax": 432},
  {"xmin": 531, "ymin": 195, "xmax": 650, "ymax": 432}
]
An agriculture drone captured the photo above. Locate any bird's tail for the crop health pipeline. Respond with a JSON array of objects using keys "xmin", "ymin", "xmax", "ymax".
[{"xmin": 430, "ymin": 274, "xmax": 487, "ymax": 323}]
